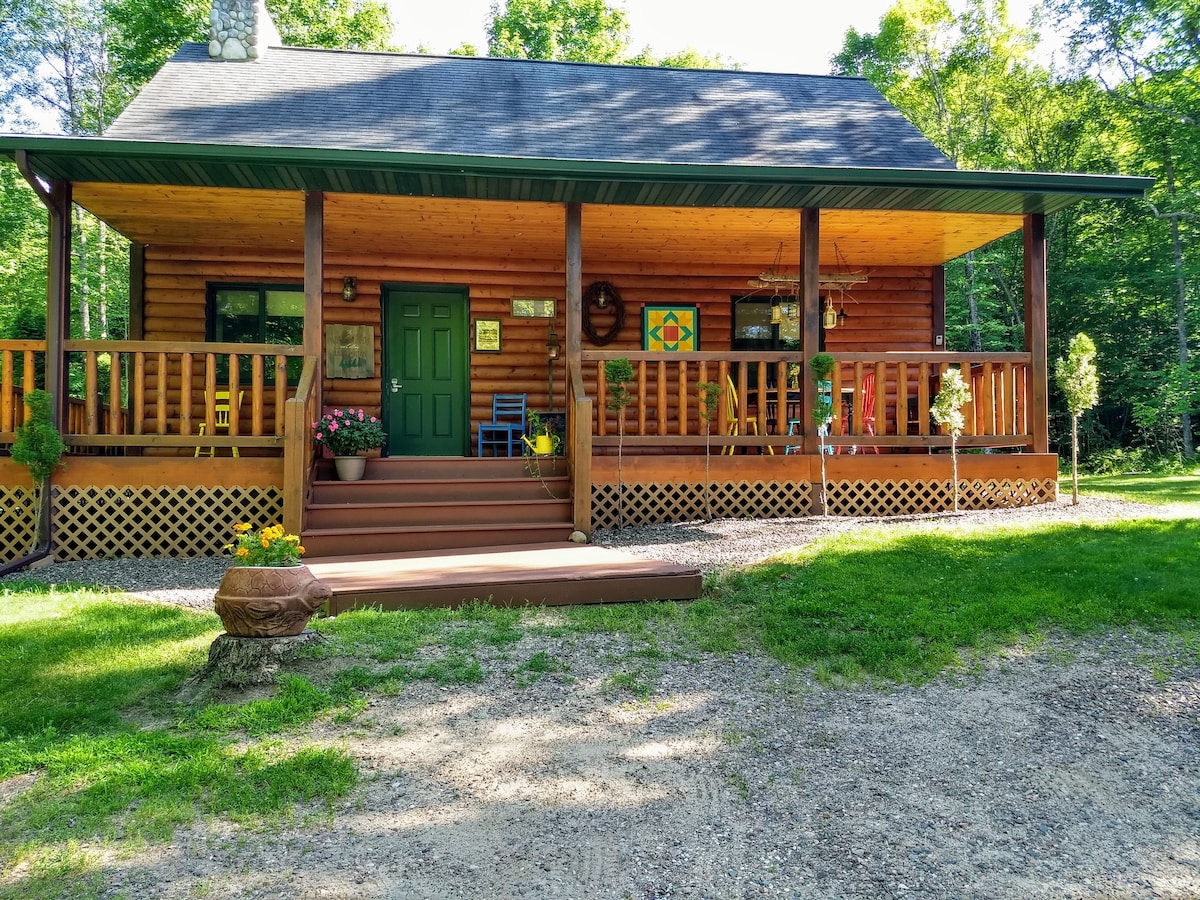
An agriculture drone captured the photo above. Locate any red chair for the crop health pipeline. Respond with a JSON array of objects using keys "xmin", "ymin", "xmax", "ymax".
[{"xmin": 839, "ymin": 372, "xmax": 879, "ymax": 454}]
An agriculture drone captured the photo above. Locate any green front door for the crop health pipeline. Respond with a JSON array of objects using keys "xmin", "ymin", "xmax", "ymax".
[{"xmin": 382, "ymin": 285, "xmax": 469, "ymax": 456}]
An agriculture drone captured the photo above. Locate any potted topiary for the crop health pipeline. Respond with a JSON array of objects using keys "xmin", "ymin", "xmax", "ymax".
[
  {"xmin": 213, "ymin": 522, "xmax": 332, "ymax": 637},
  {"xmin": 313, "ymin": 407, "xmax": 386, "ymax": 481}
]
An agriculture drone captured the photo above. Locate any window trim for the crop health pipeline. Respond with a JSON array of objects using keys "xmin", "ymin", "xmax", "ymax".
[{"xmin": 205, "ymin": 281, "xmax": 304, "ymax": 385}]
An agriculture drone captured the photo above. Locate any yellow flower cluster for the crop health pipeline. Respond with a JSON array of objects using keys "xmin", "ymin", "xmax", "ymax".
[{"xmin": 225, "ymin": 522, "xmax": 305, "ymax": 567}]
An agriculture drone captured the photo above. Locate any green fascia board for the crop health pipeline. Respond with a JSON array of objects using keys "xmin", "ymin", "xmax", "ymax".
[{"xmin": 0, "ymin": 135, "xmax": 1154, "ymax": 214}]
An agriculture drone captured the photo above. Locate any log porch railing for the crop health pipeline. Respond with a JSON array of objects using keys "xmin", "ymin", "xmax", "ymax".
[
  {"xmin": 1, "ymin": 339, "xmax": 309, "ymax": 452},
  {"xmin": 581, "ymin": 350, "xmax": 1036, "ymax": 452}
]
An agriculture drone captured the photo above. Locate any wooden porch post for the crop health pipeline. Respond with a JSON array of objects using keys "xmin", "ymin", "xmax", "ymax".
[
  {"xmin": 1023, "ymin": 213, "xmax": 1049, "ymax": 453},
  {"xmin": 129, "ymin": 242, "xmax": 146, "ymax": 341},
  {"xmin": 932, "ymin": 265, "xmax": 946, "ymax": 349},
  {"xmin": 303, "ymin": 191, "xmax": 325, "ymax": 371},
  {"xmin": 284, "ymin": 190, "xmax": 325, "ymax": 535},
  {"xmin": 800, "ymin": 208, "xmax": 820, "ymax": 455},
  {"xmin": 565, "ymin": 201, "xmax": 592, "ymax": 535},
  {"xmin": 16, "ymin": 152, "xmax": 71, "ymax": 431}
]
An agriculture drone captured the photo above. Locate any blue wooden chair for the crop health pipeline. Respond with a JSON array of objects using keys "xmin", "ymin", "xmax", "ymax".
[{"xmin": 477, "ymin": 393, "xmax": 527, "ymax": 457}]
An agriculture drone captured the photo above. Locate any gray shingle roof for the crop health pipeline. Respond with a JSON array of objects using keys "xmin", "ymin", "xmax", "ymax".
[{"xmin": 106, "ymin": 44, "xmax": 956, "ymax": 172}]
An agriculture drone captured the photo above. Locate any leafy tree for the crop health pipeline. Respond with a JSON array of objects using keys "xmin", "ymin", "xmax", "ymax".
[
  {"xmin": 603, "ymin": 357, "xmax": 633, "ymax": 528},
  {"xmin": 1050, "ymin": 0, "xmax": 1200, "ymax": 457},
  {"xmin": 487, "ymin": 0, "xmax": 627, "ymax": 62},
  {"xmin": 931, "ymin": 366, "xmax": 970, "ymax": 512},
  {"xmin": 485, "ymin": 0, "xmax": 732, "ymax": 67},
  {"xmin": 1055, "ymin": 333, "xmax": 1100, "ymax": 504},
  {"xmin": 808, "ymin": 353, "xmax": 835, "ymax": 515},
  {"xmin": 697, "ymin": 380, "xmax": 721, "ymax": 520}
]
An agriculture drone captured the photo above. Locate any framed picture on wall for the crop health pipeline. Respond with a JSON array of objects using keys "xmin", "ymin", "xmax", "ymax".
[
  {"xmin": 642, "ymin": 305, "xmax": 699, "ymax": 352},
  {"xmin": 474, "ymin": 318, "xmax": 502, "ymax": 352}
]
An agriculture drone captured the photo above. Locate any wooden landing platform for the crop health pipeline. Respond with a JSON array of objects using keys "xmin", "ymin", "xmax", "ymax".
[{"xmin": 306, "ymin": 542, "xmax": 704, "ymax": 613}]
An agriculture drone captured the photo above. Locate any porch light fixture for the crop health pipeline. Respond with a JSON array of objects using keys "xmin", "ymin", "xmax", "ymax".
[
  {"xmin": 546, "ymin": 325, "xmax": 561, "ymax": 360},
  {"xmin": 823, "ymin": 296, "xmax": 838, "ymax": 330},
  {"xmin": 595, "ymin": 284, "xmax": 609, "ymax": 308},
  {"xmin": 342, "ymin": 276, "xmax": 357, "ymax": 302}
]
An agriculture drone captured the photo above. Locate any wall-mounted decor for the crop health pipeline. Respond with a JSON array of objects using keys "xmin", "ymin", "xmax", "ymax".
[
  {"xmin": 642, "ymin": 305, "xmax": 699, "ymax": 352},
  {"xmin": 325, "ymin": 324, "xmax": 374, "ymax": 378},
  {"xmin": 474, "ymin": 318, "xmax": 502, "ymax": 352},
  {"xmin": 512, "ymin": 298, "xmax": 556, "ymax": 318}
]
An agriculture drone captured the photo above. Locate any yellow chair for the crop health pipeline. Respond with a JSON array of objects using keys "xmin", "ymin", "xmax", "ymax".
[
  {"xmin": 721, "ymin": 375, "xmax": 772, "ymax": 456},
  {"xmin": 195, "ymin": 390, "xmax": 243, "ymax": 458}
]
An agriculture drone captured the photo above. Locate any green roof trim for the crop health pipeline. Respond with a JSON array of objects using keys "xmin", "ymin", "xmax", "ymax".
[{"xmin": 0, "ymin": 135, "xmax": 1153, "ymax": 215}]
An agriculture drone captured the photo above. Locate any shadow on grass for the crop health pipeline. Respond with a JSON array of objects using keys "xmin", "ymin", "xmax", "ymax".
[
  {"xmin": 0, "ymin": 590, "xmax": 358, "ymax": 881},
  {"xmin": 710, "ymin": 518, "xmax": 1200, "ymax": 683}
]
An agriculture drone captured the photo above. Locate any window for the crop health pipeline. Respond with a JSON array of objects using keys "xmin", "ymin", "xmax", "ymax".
[
  {"xmin": 206, "ymin": 283, "xmax": 303, "ymax": 384},
  {"xmin": 730, "ymin": 295, "xmax": 806, "ymax": 389}
]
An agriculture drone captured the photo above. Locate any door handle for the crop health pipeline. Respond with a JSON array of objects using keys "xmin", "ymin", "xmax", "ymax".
[{"xmin": 390, "ymin": 378, "xmax": 402, "ymax": 393}]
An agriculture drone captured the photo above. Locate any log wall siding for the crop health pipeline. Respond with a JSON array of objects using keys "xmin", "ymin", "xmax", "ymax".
[{"xmin": 143, "ymin": 240, "xmax": 934, "ymax": 455}]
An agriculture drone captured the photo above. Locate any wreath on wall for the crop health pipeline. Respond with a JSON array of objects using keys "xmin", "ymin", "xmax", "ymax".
[{"xmin": 582, "ymin": 280, "xmax": 626, "ymax": 346}]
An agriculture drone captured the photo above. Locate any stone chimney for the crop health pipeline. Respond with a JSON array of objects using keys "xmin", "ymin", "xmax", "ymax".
[{"xmin": 209, "ymin": 0, "xmax": 280, "ymax": 61}]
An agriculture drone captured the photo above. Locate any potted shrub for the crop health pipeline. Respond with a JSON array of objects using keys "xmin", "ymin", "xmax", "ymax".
[
  {"xmin": 313, "ymin": 407, "xmax": 386, "ymax": 481},
  {"xmin": 214, "ymin": 522, "xmax": 332, "ymax": 637}
]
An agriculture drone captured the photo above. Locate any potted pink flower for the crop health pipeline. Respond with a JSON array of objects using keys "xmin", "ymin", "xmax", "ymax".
[{"xmin": 312, "ymin": 407, "xmax": 386, "ymax": 480}]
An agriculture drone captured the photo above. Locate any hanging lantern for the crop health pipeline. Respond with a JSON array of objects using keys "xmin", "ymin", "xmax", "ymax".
[
  {"xmin": 823, "ymin": 296, "xmax": 838, "ymax": 329},
  {"xmin": 770, "ymin": 295, "xmax": 782, "ymax": 325},
  {"xmin": 837, "ymin": 305, "xmax": 849, "ymax": 328}
]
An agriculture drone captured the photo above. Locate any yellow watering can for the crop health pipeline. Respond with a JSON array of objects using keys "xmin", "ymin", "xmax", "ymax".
[{"xmin": 522, "ymin": 432, "xmax": 554, "ymax": 455}]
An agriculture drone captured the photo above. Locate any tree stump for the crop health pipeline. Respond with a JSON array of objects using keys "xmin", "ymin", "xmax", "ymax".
[{"xmin": 186, "ymin": 630, "xmax": 326, "ymax": 690}]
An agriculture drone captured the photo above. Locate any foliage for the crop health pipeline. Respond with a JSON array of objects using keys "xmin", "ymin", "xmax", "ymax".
[
  {"xmin": 1057, "ymin": 332, "xmax": 1102, "ymax": 503},
  {"xmin": 931, "ymin": 366, "xmax": 969, "ymax": 437},
  {"xmin": 604, "ymin": 357, "xmax": 634, "ymax": 414},
  {"xmin": 525, "ymin": 408, "xmax": 563, "ymax": 454},
  {"xmin": 485, "ymin": 0, "xmax": 731, "ymax": 67},
  {"xmin": 11, "ymin": 389, "xmax": 65, "ymax": 483},
  {"xmin": 808, "ymin": 353, "xmax": 835, "ymax": 427},
  {"xmin": 313, "ymin": 406, "xmax": 385, "ymax": 456},
  {"xmin": 487, "ymin": 0, "xmax": 628, "ymax": 62},
  {"xmin": 225, "ymin": 522, "xmax": 304, "ymax": 567},
  {"xmin": 932, "ymin": 366, "xmax": 971, "ymax": 511}
]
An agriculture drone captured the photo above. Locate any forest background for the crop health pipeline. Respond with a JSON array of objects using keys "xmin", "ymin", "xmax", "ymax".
[{"xmin": 1, "ymin": 0, "xmax": 1196, "ymax": 468}]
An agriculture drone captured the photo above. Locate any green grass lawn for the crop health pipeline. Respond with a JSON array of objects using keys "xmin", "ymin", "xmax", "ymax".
[
  {"xmin": 1068, "ymin": 466, "xmax": 1200, "ymax": 505},
  {"xmin": 2, "ymin": 489, "xmax": 1197, "ymax": 897}
]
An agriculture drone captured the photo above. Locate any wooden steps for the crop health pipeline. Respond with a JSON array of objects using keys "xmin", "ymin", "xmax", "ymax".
[
  {"xmin": 306, "ymin": 543, "xmax": 704, "ymax": 612},
  {"xmin": 302, "ymin": 456, "xmax": 575, "ymax": 557}
]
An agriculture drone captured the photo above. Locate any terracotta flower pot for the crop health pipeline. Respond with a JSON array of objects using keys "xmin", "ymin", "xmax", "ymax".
[{"xmin": 214, "ymin": 565, "xmax": 332, "ymax": 637}]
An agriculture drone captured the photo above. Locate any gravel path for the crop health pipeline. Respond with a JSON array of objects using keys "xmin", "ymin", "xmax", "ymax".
[{"xmin": 3, "ymin": 497, "xmax": 1198, "ymax": 899}]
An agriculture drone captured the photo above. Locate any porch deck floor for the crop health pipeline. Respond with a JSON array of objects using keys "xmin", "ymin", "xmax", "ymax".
[{"xmin": 305, "ymin": 542, "xmax": 703, "ymax": 613}]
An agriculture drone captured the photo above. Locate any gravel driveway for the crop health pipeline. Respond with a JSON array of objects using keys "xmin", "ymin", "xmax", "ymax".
[{"xmin": 4, "ymin": 497, "xmax": 1198, "ymax": 899}]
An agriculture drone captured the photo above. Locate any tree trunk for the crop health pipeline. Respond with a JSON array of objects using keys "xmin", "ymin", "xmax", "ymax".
[
  {"xmin": 74, "ymin": 206, "xmax": 90, "ymax": 338},
  {"xmin": 965, "ymin": 250, "xmax": 982, "ymax": 352},
  {"xmin": 1071, "ymin": 413, "xmax": 1080, "ymax": 506},
  {"xmin": 1165, "ymin": 156, "xmax": 1193, "ymax": 458}
]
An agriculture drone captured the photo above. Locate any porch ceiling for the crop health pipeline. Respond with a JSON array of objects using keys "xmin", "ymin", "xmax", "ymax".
[{"xmin": 70, "ymin": 184, "xmax": 1024, "ymax": 267}]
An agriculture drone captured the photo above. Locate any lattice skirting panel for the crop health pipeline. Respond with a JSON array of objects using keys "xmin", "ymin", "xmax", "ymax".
[
  {"xmin": 824, "ymin": 478, "xmax": 1058, "ymax": 517},
  {"xmin": 1, "ymin": 486, "xmax": 36, "ymax": 564},
  {"xmin": 52, "ymin": 485, "xmax": 284, "ymax": 560},
  {"xmin": 591, "ymin": 480, "xmax": 813, "ymax": 530}
]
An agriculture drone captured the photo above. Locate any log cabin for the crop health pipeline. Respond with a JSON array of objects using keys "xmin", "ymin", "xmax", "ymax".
[{"xmin": 0, "ymin": 0, "xmax": 1151, "ymax": 573}]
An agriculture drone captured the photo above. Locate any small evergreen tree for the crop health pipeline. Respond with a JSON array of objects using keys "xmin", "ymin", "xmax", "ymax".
[
  {"xmin": 697, "ymin": 380, "xmax": 721, "ymax": 520},
  {"xmin": 11, "ymin": 389, "xmax": 66, "ymax": 553},
  {"xmin": 1055, "ymin": 333, "xmax": 1100, "ymax": 505},
  {"xmin": 808, "ymin": 353, "xmax": 836, "ymax": 516},
  {"xmin": 604, "ymin": 358, "xmax": 634, "ymax": 528},
  {"xmin": 931, "ymin": 368, "xmax": 970, "ymax": 512}
]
